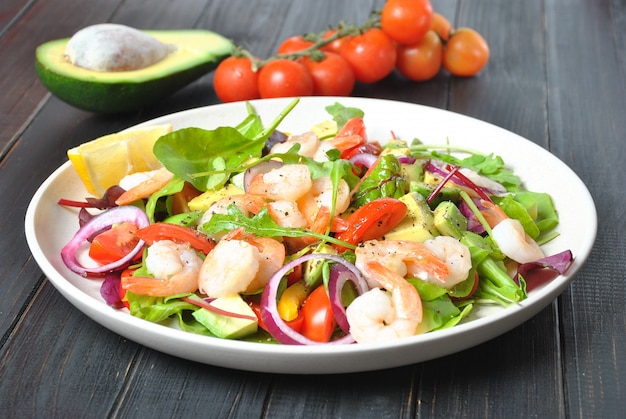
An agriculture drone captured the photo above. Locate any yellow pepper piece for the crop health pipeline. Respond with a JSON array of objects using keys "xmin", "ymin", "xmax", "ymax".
[{"xmin": 277, "ymin": 281, "xmax": 309, "ymax": 321}]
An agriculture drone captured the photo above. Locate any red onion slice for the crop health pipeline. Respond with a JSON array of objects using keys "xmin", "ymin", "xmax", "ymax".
[
  {"xmin": 61, "ymin": 205, "xmax": 149, "ymax": 277},
  {"xmin": 260, "ymin": 253, "xmax": 369, "ymax": 345},
  {"xmin": 348, "ymin": 152, "xmax": 378, "ymax": 169},
  {"xmin": 327, "ymin": 263, "xmax": 369, "ymax": 333}
]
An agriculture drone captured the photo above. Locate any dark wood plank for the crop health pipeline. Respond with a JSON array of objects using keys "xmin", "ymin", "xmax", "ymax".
[
  {"xmin": 0, "ymin": 0, "xmax": 31, "ymax": 33},
  {"xmin": 545, "ymin": 0, "xmax": 626, "ymax": 416},
  {"xmin": 0, "ymin": 283, "xmax": 142, "ymax": 417}
]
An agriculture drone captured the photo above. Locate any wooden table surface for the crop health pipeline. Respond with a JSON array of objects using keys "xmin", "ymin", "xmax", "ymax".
[{"xmin": 1, "ymin": 0, "xmax": 624, "ymax": 417}]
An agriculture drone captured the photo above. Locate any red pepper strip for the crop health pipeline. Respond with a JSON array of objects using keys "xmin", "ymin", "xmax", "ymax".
[
  {"xmin": 334, "ymin": 197, "xmax": 408, "ymax": 251},
  {"xmin": 136, "ymin": 223, "xmax": 216, "ymax": 255}
]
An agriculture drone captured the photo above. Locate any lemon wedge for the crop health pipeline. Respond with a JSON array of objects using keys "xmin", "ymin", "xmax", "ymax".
[{"xmin": 67, "ymin": 123, "xmax": 173, "ymax": 196}]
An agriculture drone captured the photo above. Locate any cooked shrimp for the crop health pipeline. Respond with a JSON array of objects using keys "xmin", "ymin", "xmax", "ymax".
[
  {"xmin": 422, "ymin": 236, "xmax": 472, "ymax": 288},
  {"xmin": 355, "ymin": 239, "xmax": 451, "ymax": 289},
  {"xmin": 199, "ymin": 194, "xmax": 266, "ymax": 225},
  {"xmin": 270, "ymin": 131, "xmax": 327, "ymax": 159},
  {"xmin": 346, "ymin": 261, "xmax": 422, "ymax": 343},
  {"xmin": 295, "ymin": 176, "xmax": 350, "ymax": 232},
  {"xmin": 267, "ymin": 200, "xmax": 309, "ymax": 228},
  {"xmin": 247, "ymin": 163, "xmax": 312, "ymax": 202},
  {"xmin": 491, "ymin": 218, "xmax": 544, "ymax": 263},
  {"xmin": 121, "ymin": 239, "xmax": 202, "ymax": 297},
  {"xmin": 115, "ymin": 167, "xmax": 174, "ymax": 206},
  {"xmin": 198, "ymin": 239, "xmax": 260, "ymax": 297},
  {"xmin": 312, "ymin": 141, "xmax": 337, "ymax": 162},
  {"xmin": 480, "ymin": 200, "xmax": 544, "ymax": 263},
  {"xmin": 309, "ymin": 176, "xmax": 351, "ymax": 216},
  {"xmin": 198, "ymin": 230, "xmax": 285, "ymax": 297}
]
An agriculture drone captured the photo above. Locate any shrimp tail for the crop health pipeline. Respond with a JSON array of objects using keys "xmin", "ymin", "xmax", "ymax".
[
  {"xmin": 121, "ymin": 275, "xmax": 198, "ymax": 297},
  {"xmin": 364, "ymin": 261, "xmax": 423, "ymax": 324}
]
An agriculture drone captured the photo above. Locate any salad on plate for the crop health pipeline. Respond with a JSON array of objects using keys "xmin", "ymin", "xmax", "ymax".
[{"xmin": 58, "ymin": 98, "xmax": 573, "ymax": 346}]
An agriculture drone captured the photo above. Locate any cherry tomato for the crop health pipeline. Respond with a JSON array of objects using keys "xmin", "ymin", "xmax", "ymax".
[
  {"xmin": 136, "ymin": 223, "xmax": 215, "ymax": 255},
  {"xmin": 380, "ymin": 0, "xmax": 433, "ymax": 45},
  {"xmin": 300, "ymin": 285, "xmax": 336, "ymax": 343},
  {"xmin": 340, "ymin": 28, "xmax": 397, "ymax": 84},
  {"xmin": 277, "ymin": 35, "xmax": 314, "ymax": 54},
  {"xmin": 213, "ymin": 56, "xmax": 260, "ymax": 103},
  {"xmin": 89, "ymin": 222, "xmax": 140, "ymax": 265},
  {"xmin": 320, "ymin": 29, "xmax": 346, "ymax": 54},
  {"xmin": 396, "ymin": 30, "xmax": 443, "ymax": 81},
  {"xmin": 257, "ymin": 59, "xmax": 314, "ymax": 98},
  {"xmin": 301, "ymin": 52, "xmax": 355, "ymax": 96},
  {"xmin": 443, "ymin": 28, "xmax": 490, "ymax": 77},
  {"xmin": 430, "ymin": 12, "xmax": 453, "ymax": 41},
  {"xmin": 335, "ymin": 197, "xmax": 408, "ymax": 248},
  {"xmin": 341, "ymin": 141, "xmax": 382, "ymax": 161},
  {"xmin": 337, "ymin": 116, "xmax": 367, "ymax": 140}
]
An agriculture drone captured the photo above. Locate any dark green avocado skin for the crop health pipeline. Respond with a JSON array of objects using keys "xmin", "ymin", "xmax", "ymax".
[{"xmin": 36, "ymin": 57, "xmax": 227, "ymax": 114}]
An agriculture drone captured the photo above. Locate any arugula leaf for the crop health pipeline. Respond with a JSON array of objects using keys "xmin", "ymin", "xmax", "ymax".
[
  {"xmin": 154, "ymin": 126, "xmax": 263, "ymax": 191},
  {"xmin": 459, "ymin": 153, "xmax": 521, "ymax": 189},
  {"xmin": 199, "ymin": 205, "xmax": 355, "ymax": 249},
  {"xmin": 153, "ymin": 99, "xmax": 300, "ymax": 192},
  {"xmin": 325, "ymin": 102, "xmax": 365, "ymax": 129},
  {"xmin": 145, "ymin": 176, "xmax": 185, "ymax": 223}
]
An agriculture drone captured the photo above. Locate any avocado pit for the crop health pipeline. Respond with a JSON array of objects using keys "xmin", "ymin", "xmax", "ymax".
[{"xmin": 65, "ymin": 23, "xmax": 175, "ymax": 72}]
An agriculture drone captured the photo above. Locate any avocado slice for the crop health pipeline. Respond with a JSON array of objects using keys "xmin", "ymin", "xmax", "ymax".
[
  {"xmin": 192, "ymin": 294, "xmax": 258, "ymax": 339},
  {"xmin": 383, "ymin": 192, "xmax": 439, "ymax": 242},
  {"xmin": 433, "ymin": 201, "xmax": 468, "ymax": 239},
  {"xmin": 35, "ymin": 28, "xmax": 233, "ymax": 113}
]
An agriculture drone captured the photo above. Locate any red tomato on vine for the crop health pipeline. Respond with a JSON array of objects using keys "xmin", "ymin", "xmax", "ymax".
[
  {"xmin": 277, "ymin": 35, "xmax": 314, "ymax": 54},
  {"xmin": 213, "ymin": 56, "xmax": 260, "ymax": 103},
  {"xmin": 302, "ymin": 52, "xmax": 355, "ymax": 96},
  {"xmin": 396, "ymin": 30, "xmax": 443, "ymax": 81},
  {"xmin": 380, "ymin": 0, "xmax": 433, "ymax": 45},
  {"xmin": 340, "ymin": 28, "xmax": 397, "ymax": 84},
  {"xmin": 257, "ymin": 59, "xmax": 314, "ymax": 98},
  {"xmin": 443, "ymin": 28, "xmax": 490, "ymax": 77}
]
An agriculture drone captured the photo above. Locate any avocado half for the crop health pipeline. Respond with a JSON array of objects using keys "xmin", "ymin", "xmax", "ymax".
[{"xmin": 35, "ymin": 29, "xmax": 233, "ymax": 113}]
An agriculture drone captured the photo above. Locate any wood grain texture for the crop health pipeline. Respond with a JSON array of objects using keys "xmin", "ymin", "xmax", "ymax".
[{"xmin": 0, "ymin": 0, "xmax": 624, "ymax": 417}]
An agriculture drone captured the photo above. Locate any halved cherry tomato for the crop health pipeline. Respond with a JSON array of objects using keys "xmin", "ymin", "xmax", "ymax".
[
  {"xmin": 337, "ymin": 116, "xmax": 367, "ymax": 141},
  {"xmin": 300, "ymin": 285, "xmax": 336, "ymax": 343},
  {"xmin": 89, "ymin": 222, "xmax": 140, "ymax": 265},
  {"xmin": 335, "ymin": 198, "xmax": 408, "ymax": 248},
  {"xmin": 135, "ymin": 223, "xmax": 215, "ymax": 255}
]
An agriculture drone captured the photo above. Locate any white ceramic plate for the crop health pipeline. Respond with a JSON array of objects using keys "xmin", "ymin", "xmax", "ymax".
[{"xmin": 25, "ymin": 97, "xmax": 596, "ymax": 374}]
